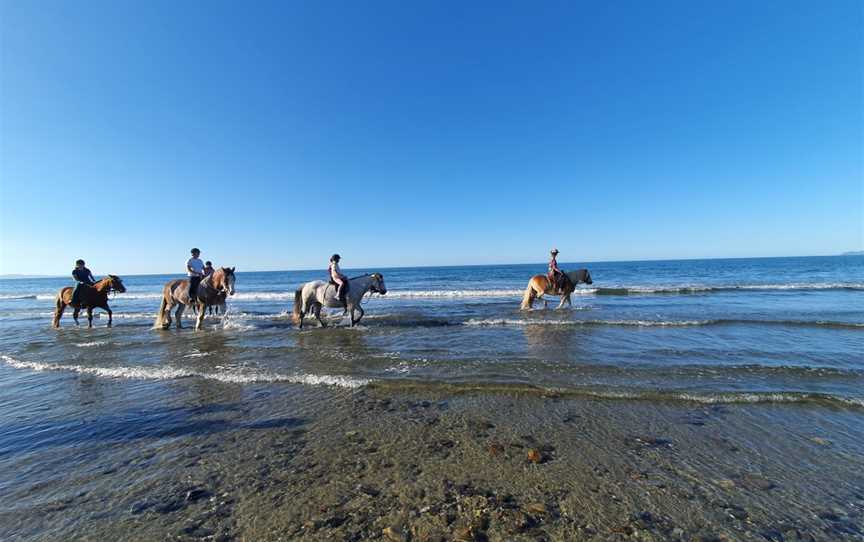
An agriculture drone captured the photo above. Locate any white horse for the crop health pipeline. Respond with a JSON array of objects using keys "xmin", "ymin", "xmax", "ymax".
[{"xmin": 292, "ymin": 273, "xmax": 387, "ymax": 328}]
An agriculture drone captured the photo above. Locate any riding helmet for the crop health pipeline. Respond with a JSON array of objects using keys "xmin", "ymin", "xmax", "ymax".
[
  {"xmin": 551, "ymin": 249, "xmax": 559, "ymax": 255},
  {"xmin": 331, "ymin": 254, "xmax": 341, "ymax": 262}
]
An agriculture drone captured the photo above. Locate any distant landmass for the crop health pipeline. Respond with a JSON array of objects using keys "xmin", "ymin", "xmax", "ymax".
[{"xmin": 841, "ymin": 251, "xmax": 864, "ymax": 256}]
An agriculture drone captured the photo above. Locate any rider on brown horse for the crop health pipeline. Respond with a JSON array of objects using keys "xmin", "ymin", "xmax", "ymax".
[
  {"xmin": 186, "ymin": 248, "xmax": 205, "ymax": 301},
  {"xmin": 71, "ymin": 259, "xmax": 96, "ymax": 306}
]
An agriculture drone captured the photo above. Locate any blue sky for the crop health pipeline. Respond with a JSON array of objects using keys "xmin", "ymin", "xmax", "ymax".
[{"xmin": 1, "ymin": 0, "xmax": 862, "ymax": 275}]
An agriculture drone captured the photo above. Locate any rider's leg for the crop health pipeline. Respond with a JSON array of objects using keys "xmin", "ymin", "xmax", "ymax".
[
  {"xmin": 334, "ymin": 277, "xmax": 346, "ymax": 306},
  {"xmin": 71, "ymin": 283, "xmax": 81, "ymax": 306},
  {"xmin": 188, "ymin": 277, "xmax": 201, "ymax": 304}
]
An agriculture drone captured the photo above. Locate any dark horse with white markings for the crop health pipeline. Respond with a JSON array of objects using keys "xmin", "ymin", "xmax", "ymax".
[
  {"xmin": 155, "ymin": 267, "xmax": 236, "ymax": 330},
  {"xmin": 52, "ymin": 275, "xmax": 127, "ymax": 328},
  {"xmin": 520, "ymin": 269, "xmax": 593, "ymax": 310}
]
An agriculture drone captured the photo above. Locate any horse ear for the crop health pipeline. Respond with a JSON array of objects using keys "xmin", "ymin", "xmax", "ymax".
[{"xmin": 231, "ymin": 267, "xmax": 235, "ymax": 273}]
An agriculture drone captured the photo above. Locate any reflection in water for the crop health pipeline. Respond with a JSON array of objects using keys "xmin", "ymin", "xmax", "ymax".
[{"xmin": 521, "ymin": 322, "xmax": 593, "ymax": 366}]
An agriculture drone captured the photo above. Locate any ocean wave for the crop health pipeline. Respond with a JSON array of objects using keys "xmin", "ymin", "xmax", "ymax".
[
  {"xmin": 385, "ymin": 289, "xmax": 526, "ymax": 298},
  {"xmin": 371, "ymin": 380, "xmax": 864, "ymax": 409},
  {"xmin": 5, "ymin": 354, "xmax": 861, "ymax": 408},
  {"xmin": 464, "ymin": 318, "xmax": 713, "ymax": 327},
  {"xmin": 463, "ymin": 317, "xmax": 864, "ymax": 329},
  {"xmin": 4, "ymin": 282, "xmax": 860, "ymax": 304},
  {"xmin": 0, "ymin": 354, "xmax": 368, "ymax": 389},
  {"xmin": 595, "ymin": 283, "xmax": 864, "ymax": 295},
  {"xmin": 74, "ymin": 341, "xmax": 108, "ymax": 348}
]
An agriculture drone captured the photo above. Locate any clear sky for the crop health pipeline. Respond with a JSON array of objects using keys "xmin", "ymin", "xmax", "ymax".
[{"xmin": 1, "ymin": 0, "xmax": 862, "ymax": 275}]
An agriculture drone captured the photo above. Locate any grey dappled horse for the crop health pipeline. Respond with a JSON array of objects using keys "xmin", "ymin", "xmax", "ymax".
[{"xmin": 292, "ymin": 273, "xmax": 387, "ymax": 328}]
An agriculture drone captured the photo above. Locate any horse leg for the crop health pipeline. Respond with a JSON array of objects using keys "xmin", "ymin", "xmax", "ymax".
[
  {"xmin": 352, "ymin": 305, "xmax": 365, "ymax": 327},
  {"xmin": 175, "ymin": 304, "xmax": 185, "ymax": 329},
  {"xmin": 105, "ymin": 305, "xmax": 113, "ymax": 327},
  {"xmin": 87, "ymin": 307, "xmax": 94, "ymax": 328},
  {"xmin": 196, "ymin": 303, "xmax": 206, "ymax": 330},
  {"xmin": 163, "ymin": 303, "xmax": 173, "ymax": 329},
  {"xmin": 53, "ymin": 301, "xmax": 66, "ymax": 328},
  {"xmin": 73, "ymin": 306, "xmax": 81, "ymax": 326},
  {"xmin": 314, "ymin": 304, "xmax": 327, "ymax": 328}
]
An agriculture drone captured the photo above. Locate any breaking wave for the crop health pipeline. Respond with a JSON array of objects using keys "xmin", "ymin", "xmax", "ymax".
[
  {"xmin": 463, "ymin": 318, "xmax": 863, "ymax": 329},
  {"xmin": 0, "ymin": 354, "xmax": 368, "ymax": 389}
]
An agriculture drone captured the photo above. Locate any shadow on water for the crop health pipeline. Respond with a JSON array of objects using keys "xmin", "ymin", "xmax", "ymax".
[{"xmin": 0, "ymin": 403, "xmax": 306, "ymax": 458}]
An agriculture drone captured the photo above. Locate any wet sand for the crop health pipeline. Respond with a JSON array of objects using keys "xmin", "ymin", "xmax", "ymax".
[{"xmin": 1, "ymin": 375, "xmax": 863, "ymax": 541}]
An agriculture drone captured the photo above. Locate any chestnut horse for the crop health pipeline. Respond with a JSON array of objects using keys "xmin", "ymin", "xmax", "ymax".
[
  {"xmin": 155, "ymin": 267, "xmax": 236, "ymax": 330},
  {"xmin": 520, "ymin": 269, "xmax": 593, "ymax": 310},
  {"xmin": 53, "ymin": 275, "xmax": 127, "ymax": 328}
]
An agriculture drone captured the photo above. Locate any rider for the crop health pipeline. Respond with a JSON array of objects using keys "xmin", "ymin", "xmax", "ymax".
[
  {"xmin": 329, "ymin": 254, "xmax": 349, "ymax": 307},
  {"xmin": 548, "ymin": 248, "xmax": 564, "ymax": 293},
  {"xmin": 71, "ymin": 259, "xmax": 96, "ymax": 306},
  {"xmin": 203, "ymin": 261, "xmax": 214, "ymax": 277},
  {"xmin": 186, "ymin": 248, "xmax": 205, "ymax": 302}
]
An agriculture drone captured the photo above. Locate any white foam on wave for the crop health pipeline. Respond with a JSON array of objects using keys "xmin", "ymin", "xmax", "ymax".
[
  {"xmin": 602, "ymin": 283, "xmax": 864, "ymax": 294},
  {"xmin": 74, "ymin": 341, "xmax": 108, "ymax": 348},
  {"xmin": 0, "ymin": 354, "xmax": 369, "ymax": 389},
  {"xmin": 464, "ymin": 318, "xmax": 712, "ymax": 327},
  {"xmin": 183, "ymin": 351, "xmax": 211, "ymax": 358},
  {"xmin": 0, "ymin": 294, "xmax": 38, "ymax": 300}
]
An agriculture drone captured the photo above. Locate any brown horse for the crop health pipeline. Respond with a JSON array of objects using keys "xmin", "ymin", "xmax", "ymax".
[
  {"xmin": 53, "ymin": 275, "xmax": 127, "ymax": 328},
  {"xmin": 155, "ymin": 267, "xmax": 236, "ymax": 330},
  {"xmin": 520, "ymin": 269, "xmax": 592, "ymax": 310}
]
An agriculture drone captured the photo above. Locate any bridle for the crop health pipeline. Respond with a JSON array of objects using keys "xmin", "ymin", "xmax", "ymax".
[
  {"xmin": 105, "ymin": 277, "xmax": 125, "ymax": 299},
  {"xmin": 363, "ymin": 274, "xmax": 385, "ymax": 303}
]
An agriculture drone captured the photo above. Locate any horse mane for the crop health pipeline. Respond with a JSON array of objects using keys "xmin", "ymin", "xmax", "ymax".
[{"xmin": 349, "ymin": 273, "xmax": 382, "ymax": 281}]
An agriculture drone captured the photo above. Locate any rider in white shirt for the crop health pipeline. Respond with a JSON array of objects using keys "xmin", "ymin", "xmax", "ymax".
[{"xmin": 186, "ymin": 248, "xmax": 204, "ymax": 302}]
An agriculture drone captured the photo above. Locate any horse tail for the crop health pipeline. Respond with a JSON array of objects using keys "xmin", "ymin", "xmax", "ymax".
[
  {"xmin": 291, "ymin": 289, "xmax": 303, "ymax": 324},
  {"xmin": 155, "ymin": 295, "xmax": 168, "ymax": 328},
  {"xmin": 520, "ymin": 280, "xmax": 536, "ymax": 310},
  {"xmin": 52, "ymin": 292, "xmax": 65, "ymax": 328}
]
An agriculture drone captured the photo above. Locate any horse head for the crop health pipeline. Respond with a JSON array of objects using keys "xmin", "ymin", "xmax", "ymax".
[
  {"xmin": 369, "ymin": 273, "xmax": 387, "ymax": 295},
  {"xmin": 218, "ymin": 267, "xmax": 236, "ymax": 296},
  {"xmin": 574, "ymin": 268, "xmax": 593, "ymax": 285},
  {"xmin": 107, "ymin": 275, "xmax": 127, "ymax": 293}
]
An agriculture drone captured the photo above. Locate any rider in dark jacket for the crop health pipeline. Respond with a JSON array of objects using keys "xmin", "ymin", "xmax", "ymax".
[{"xmin": 71, "ymin": 259, "xmax": 96, "ymax": 306}]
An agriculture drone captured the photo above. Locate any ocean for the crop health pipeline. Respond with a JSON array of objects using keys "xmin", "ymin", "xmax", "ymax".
[{"xmin": 1, "ymin": 255, "xmax": 862, "ymax": 406}]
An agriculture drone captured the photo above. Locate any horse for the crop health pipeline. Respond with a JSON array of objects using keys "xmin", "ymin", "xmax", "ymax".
[
  {"xmin": 520, "ymin": 269, "xmax": 593, "ymax": 310},
  {"xmin": 52, "ymin": 275, "xmax": 127, "ymax": 328},
  {"xmin": 154, "ymin": 267, "xmax": 236, "ymax": 330},
  {"xmin": 292, "ymin": 273, "xmax": 387, "ymax": 329}
]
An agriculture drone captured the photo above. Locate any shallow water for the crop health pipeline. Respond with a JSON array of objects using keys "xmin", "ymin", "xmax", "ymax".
[{"xmin": 1, "ymin": 256, "xmax": 862, "ymax": 406}]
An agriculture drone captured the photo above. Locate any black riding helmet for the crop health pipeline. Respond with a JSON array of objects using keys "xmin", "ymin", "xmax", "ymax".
[
  {"xmin": 75, "ymin": 259, "xmax": 85, "ymax": 266},
  {"xmin": 330, "ymin": 254, "xmax": 341, "ymax": 262}
]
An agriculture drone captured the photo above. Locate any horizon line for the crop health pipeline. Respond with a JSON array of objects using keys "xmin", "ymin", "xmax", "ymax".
[{"xmin": 1, "ymin": 253, "xmax": 859, "ymax": 279}]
